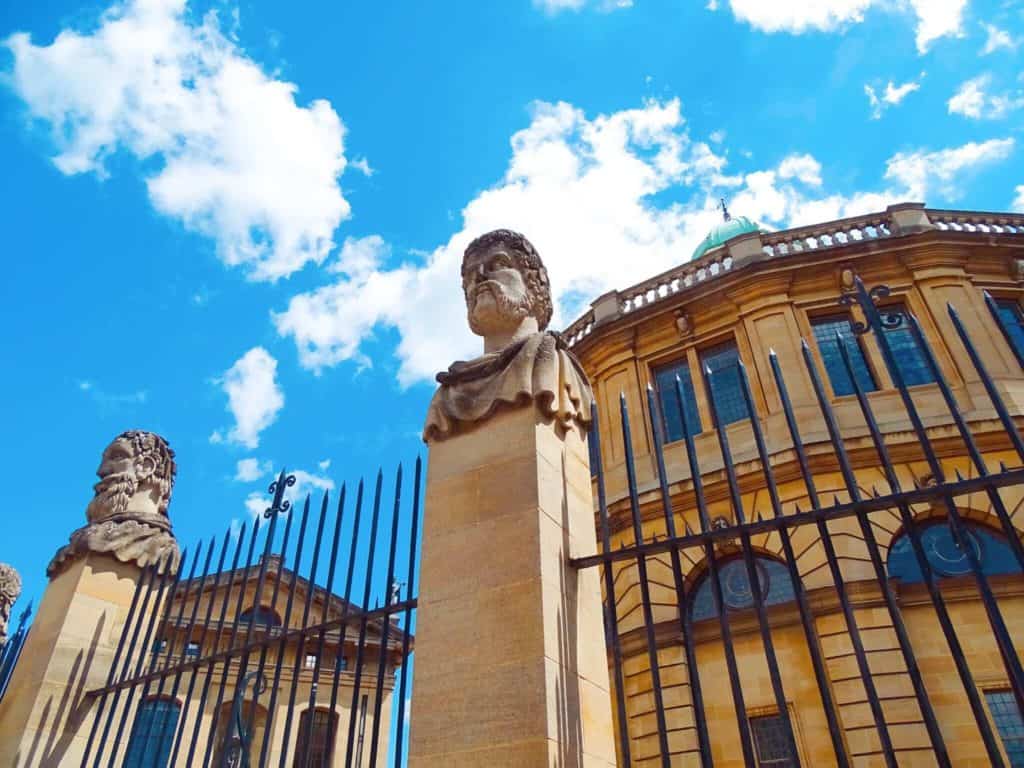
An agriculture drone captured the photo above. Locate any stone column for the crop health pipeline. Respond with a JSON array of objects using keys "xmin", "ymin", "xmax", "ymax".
[{"xmin": 409, "ymin": 229, "xmax": 616, "ymax": 766}]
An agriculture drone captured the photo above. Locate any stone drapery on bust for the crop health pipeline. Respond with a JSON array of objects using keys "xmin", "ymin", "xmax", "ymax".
[
  {"xmin": 423, "ymin": 230, "xmax": 593, "ymax": 442},
  {"xmin": 48, "ymin": 430, "xmax": 181, "ymax": 577},
  {"xmin": 0, "ymin": 563, "xmax": 21, "ymax": 645}
]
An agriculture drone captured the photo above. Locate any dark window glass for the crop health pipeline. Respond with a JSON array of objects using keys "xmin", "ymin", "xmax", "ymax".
[
  {"xmin": 123, "ymin": 698, "xmax": 180, "ymax": 768},
  {"xmin": 812, "ymin": 316, "xmax": 877, "ymax": 396},
  {"xmin": 996, "ymin": 300, "xmax": 1024, "ymax": 367},
  {"xmin": 887, "ymin": 520, "xmax": 1022, "ymax": 583},
  {"xmin": 654, "ymin": 359, "xmax": 702, "ymax": 441},
  {"xmin": 293, "ymin": 709, "xmax": 338, "ymax": 768},
  {"xmin": 185, "ymin": 641, "xmax": 200, "ymax": 657},
  {"xmin": 986, "ymin": 690, "xmax": 1024, "ymax": 766},
  {"xmin": 879, "ymin": 307, "xmax": 934, "ymax": 386},
  {"xmin": 701, "ymin": 343, "xmax": 749, "ymax": 427},
  {"xmin": 690, "ymin": 557, "xmax": 796, "ymax": 622},
  {"xmin": 239, "ymin": 605, "xmax": 281, "ymax": 628},
  {"xmin": 750, "ymin": 713, "xmax": 797, "ymax": 767}
]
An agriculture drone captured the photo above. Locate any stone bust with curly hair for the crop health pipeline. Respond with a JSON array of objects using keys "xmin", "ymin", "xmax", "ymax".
[{"xmin": 424, "ymin": 230, "xmax": 593, "ymax": 442}]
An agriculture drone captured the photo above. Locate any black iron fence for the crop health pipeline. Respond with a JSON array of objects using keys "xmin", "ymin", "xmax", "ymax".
[
  {"xmin": 79, "ymin": 460, "xmax": 421, "ymax": 768},
  {"xmin": 575, "ymin": 277, "xmax": 1024, "ymax": 767},
  {"xmin": 0, "ymin": 602, "xmax": 31, "ymax": 703}
]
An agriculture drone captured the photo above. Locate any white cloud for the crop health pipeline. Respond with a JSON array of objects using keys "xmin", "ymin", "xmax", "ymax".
[
  {"xmin": 274, "ymin": 98, "xmax": 1013, "ymax": 388},
  {"xmin": 533, "ymin": 0, "xmax": 631, "ymax": 11},
  {"xmin": 864, "ymin": 73, "xmax": 924, "ymax": 118},
  {"xmin": 884, "ymin": 138, "xmax": 1015, "ymax": 199},
  {"xmin": 1014, "ymin": 185, "xmax": 1024, "ymax": 212},
  {"xmin": 777, "ymin": 153, "xmax": 823, "ymax": 186},
  {"xmin": 215, "ymin": 347, "xmax": 285, "ymax": 449},
  {"xmin": 5, "ymin": 0, "xmax": 349, "ymax": 281},
  {"xmin": 235, "ymin": 457, "xmax": 271, "ymax": 482},
  {"xmin": 725, "ymin": 0, "xmax": 965, "ymax": 52},
  {"xmin": 350, "ymin": 157, "xmax": 374, "ymax": 177},
  {"xmin": 947, "ymin": 74, "xmax": 1024, "ymax": 119},
  {"xmin": 980, "ymin": 22, "xmax": 1019, "ymax": 55},
  {"xmin": 243, "ymin": 467, "xmax": 334, "ymax": 518},
  {"xmin": 318, "ymin": 458, "xmax": 332, "ymax": 471},
  {"xmin": 76, "ymin": 378, "xmax": 147, "ymax": 405}
]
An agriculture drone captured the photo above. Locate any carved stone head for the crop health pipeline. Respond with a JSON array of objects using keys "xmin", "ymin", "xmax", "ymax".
[
  {"xmin": 461, "ymin": 230, "xmax": 553, "ymax": 339},
  {"xmin": 0, "ymin": 563, "xmax": 21, "ymax": 645},
  {"xmin": 85, "ymin": 430, "xmax": 177, "ymax": 526}
]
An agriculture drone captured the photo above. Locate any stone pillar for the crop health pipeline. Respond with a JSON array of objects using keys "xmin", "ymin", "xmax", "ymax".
[
  {"xmin": 0, "ymin": 554, "xmax": 149, "ymax": 767},
  {"xmin": 409, "ymin": 406, "xmax": 616, "ymax": 766}
]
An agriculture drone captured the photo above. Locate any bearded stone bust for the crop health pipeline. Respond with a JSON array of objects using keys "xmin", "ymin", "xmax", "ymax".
[
  {"xmin": 48, "ymin": 431, "xmax": 181, "ymax": 577},
  {"xmin": 0, "ymin": 563, "xmax": 21, "ymax": 646},
  {"xmin": 423, "ymin": 230, "xmax": 593, "ymax": 442}
]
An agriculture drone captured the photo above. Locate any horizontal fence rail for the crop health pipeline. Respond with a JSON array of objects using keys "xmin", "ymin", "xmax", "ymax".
[
  {"xmin": 577, "ymin": 276, "xmax": 1024, "ymax": 767},
  {"xmin": 79, "ymin": 459, "xmax": 422, "ymax": 768}
]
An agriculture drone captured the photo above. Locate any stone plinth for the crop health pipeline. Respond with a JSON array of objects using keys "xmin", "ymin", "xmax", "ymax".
[
  {"xmin": 408, "ymin": 406, "xmax": 616, "ymax": 767},
  {"xmin": 0, "ymin": 553, "xmax": 147, "ymax": 767}
]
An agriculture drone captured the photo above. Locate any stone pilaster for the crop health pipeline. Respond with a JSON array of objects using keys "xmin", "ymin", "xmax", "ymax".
[{"xmin": 408, "ymin": 406, "xmax": 616, "ymax": 767}]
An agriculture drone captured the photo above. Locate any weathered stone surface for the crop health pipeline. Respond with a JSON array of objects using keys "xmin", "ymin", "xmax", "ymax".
[
  {"xmin": 48, "ymin": 430, "xmax": 180, "ymax": 577},
  {"xmin": 0, "ymin": 563, "xmax": 21, "ymax": 645}
]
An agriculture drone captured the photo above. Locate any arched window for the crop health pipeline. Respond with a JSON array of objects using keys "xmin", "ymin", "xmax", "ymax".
[
  {"xmin": 690, "ymin": 556, "xmax": 796, "ymax": 622},
  {"xmin": 238, "ymin": 605, "xmax": 281, "ymax": 628},
  {"xmin": 887, "ymin": 519, "xmax": 1022, "ymax": 583},
  {"xmin": 123, "ymin": 697, "xmax": 180, "ymax": 768},
  {"xmin": 293, "ymin": 708, "xmax": 338, "ymax": 768}
]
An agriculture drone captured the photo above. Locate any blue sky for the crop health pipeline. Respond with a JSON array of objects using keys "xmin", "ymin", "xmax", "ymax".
[{"xmin": 1, "ymin": 0, "xmax": 1021, "ymax": 644}]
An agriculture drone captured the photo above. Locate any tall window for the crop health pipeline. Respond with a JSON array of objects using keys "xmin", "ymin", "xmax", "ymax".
[
  {"xmin": 690, "ymin": 556, "xmax": 796, "ymax": 622},
  {"xmin": 294, "ymin": 708, "xmax": 338, "ymax": 768},
  {"xmin": 812, "ymin": 316, "xmax": 877, "ymax": 396},
  {"xmin": 878, "ymin": 306, "xmax": 934, "ymax": 386},
  {"xmin": 701, "ymin": 342, "xmax": 750, "ymax": 427},
  {"xmin": 887, "ymin": 520, "xmax": 1021, "ymax": 583},
  {"xmin": 654, "ymin": 358, "xmax": 702, "ymax": 442},
  {"xmin": 986, "ymin": 690, "xmax": 1024, "ymax": 766},
  {"xmin": 994, "ymin": 299, "xmax": 1024, "ymax": 367},
  {"xmin": 750, "ymin": 713, "xmax": 798, "ymax": 767},
  {"xmin": 123, "ymin": 698, "xmax": 180, "ymax": 768}
]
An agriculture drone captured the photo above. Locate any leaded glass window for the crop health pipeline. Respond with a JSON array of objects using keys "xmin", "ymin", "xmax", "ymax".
[
  {"xmin": 879, "ymin": 306, "xmax": 934, "ymax": 386},
  {"xmin": 986, "ymin": 689, "xmax": 1024, "ymax": 766},
  {"xmin": 690, "ymin": 557, "xmax": 796, "ymax": 622},
  {"xmin": 887, "ymin": 520, "xmax": 1022, "ymax": 583},
  {"xmin": 239, "ymin": 605, "xmax": 281, "ymax": 628},
  {"xmin": 995, "ymin": 300, "xmax": 1024, "ymax": 367},
  {"xmin": 701, "ymin": 343, "xmax": 750, "ymax": 427},
  {"xmin": 750, "ymin": 713, "xmax": 797, "ymax": 767},
  {"xmin": 293, "ymin": 708, "xmax": 338, "ymax": 768},
  {"xmin": 123, "ymin": 698, "xmax": 180, "ymax": 768},
  {"xmin": 812, "ymin": 316, "xmax": 877, "ymax": 397},
  {"xmin": 654, "ymin": 359, "xmax": 702, "ymax": 442}
]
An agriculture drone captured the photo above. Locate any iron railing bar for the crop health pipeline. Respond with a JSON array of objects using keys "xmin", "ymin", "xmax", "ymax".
[
  {"xmin": 674, "ymin": 376, "xmax": 757, "ymax": 768},
  {"xmin": 170, "ymin": 528, "xmax": 235, "ymax": 766},
  {"xmin": 276, "ymin": 492, "xmax": 329, "ymax": 768},
  {"xmin": 570, "ymin": 467, "xmax": 1024, "ymax": 569},
  {"xmin": 79, "ymin": 563, "xmax": 152, "ymax": 768},
  {"xmin": 257, "ymin": 496, "xmax": 312, "ymax": 767},
  {"xmin": 836, "ymin": 333, "xmax": 1007, "ymax": 765},
  {"xmin": 800, "ymin": 337, "xmax": 898, "ymax": 766},
  {"xmin": 983, "ymin": 290, "xmax": 1024, "ymax": 370},
  {"xmin": 323, "ymin": 478, "xmax": 368, "ymax": 768},
  {"xmin": 202, "ymin": 517, "xmax": 263, "ymax": 768},
  {"xmin": 706, "ymin": 362, "xmax": 801, "ymax": 766},
  {"xmin": 761, "ymin": 350, "xmax": 851, "ymax": 766},
  {"xmin": 344, "ymin": 470, "xmax": 386, "ymax": 768},
  {"xmin": 619, "ymin": 393, "xmax": 672, "ymax": 767},
  {"xmin": 645, "ymin": 385, "xmax": 713, "ymax": 767},
  {"xmin": 369, "ymin": 465, "xmax": 404, "ymax": 768},
  {"xmin": 185, "ymin": 520, "xmax": 253, "ymax": 768},
  {"xmin": 393, "ymin": 456, "xmax": 422, "ymax": 768},
  {"xmin": 136, "ymin": 542, "xmax": 204, "ymax": 767},
  {"xmin": 850, "ymin": 277, "xmax": 1024, "ymax": 716},
  {"xmin": 590, "ymin": 403, "xmax": 633, "ymax": 766},
  {"xmin": 828, "ymin": 332, "xmax": 951, "ymax": 764},
  {"xmin": 106, "ymin": 551, "xmax": 182, "ymax": 768}
]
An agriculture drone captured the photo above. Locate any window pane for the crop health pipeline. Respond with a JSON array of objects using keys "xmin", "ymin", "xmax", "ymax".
[
  {"xmin": 986, "ymin": 690, "xmax": 1024, "ymax": 767},
  {"xmin": 812, "ymin": 317, "xmax": 877, "ymax": 396},
  {"xmin": 750, "ymin": 713, "xmax": 797, "ymax": 767},
  {"xmin": 701, "ymin": 343, "xmax": 749, "ymax": 426},
  {"xmin": 887, "ymin": 520, "xmax": 1022, "ymax": 584},
  {"xmin": 880, "ymin": 307, "xmax": 934, "ymax": 386},
  {"xmin": 239, "ymin": 606, "xmax": 280, "ymax": 628},
  {"xmin": 691, "ymin": 557, "xmax": 796, "ymax": 621},
  {"xmin": 124, "ymin": 698, "xmax": 180, "ymax": 768},
  {"xmin": 654, "ymin": 360, "xmax": 702, "ymax": 442},
  {"xmin": 294, "ymin": 709, "xmax": 338, "ymax": 768},
  {"xmin": 996, "ymin": 301, "xmax": 1024, "ymax": 367}
]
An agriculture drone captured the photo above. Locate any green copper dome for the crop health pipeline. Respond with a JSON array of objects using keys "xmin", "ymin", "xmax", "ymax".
[{"xmin": 692, "ymin": 214, "xmax": 761, "ymax": 260}]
